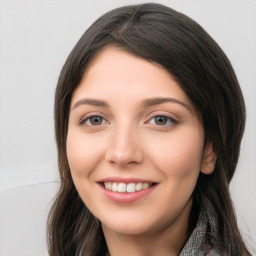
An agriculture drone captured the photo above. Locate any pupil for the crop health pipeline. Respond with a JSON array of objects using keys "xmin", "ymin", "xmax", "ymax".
[
  {"xmin": 91, "ymin": 116, "xmax": 102, "ymax": 125},
  {"xmin": 155, "ymin": 116, "xmax": 167, "ymax": 125}
]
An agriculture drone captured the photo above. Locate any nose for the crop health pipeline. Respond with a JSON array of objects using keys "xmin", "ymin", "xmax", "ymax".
[{"xmin": 105, "ymin": 124, "xmax": 144, "ymax": 167}]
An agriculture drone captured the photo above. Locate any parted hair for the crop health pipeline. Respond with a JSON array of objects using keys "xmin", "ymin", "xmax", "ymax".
[{"xmin": 47, "ymin": 3, "xmax": 251, "ymax": 256}]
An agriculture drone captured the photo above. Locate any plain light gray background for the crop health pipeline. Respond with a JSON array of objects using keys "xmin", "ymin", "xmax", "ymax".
[{"xmin": 0, "ymin": 0, "xmax": 255, "ymax": 255}]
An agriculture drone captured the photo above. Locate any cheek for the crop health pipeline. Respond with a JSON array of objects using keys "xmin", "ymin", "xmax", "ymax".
[
  {"xmin": 145, "ymin": 129, "xmax": 203, "ymax": 219},
  {"xmin": 145, "ymin": 126, "xmax": 204, "ymax": 177},
  {"xmin": 66, "ymin": 131, "xmax": 104, "ymax": 178}
]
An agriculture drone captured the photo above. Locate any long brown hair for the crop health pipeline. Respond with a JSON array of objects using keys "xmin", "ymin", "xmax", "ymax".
[{"xmin": 47, "ymin": 3, "xmax": 251, "ymax": 255}]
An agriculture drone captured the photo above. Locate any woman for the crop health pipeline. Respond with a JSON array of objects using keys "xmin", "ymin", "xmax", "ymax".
[{"xmin": 47, "ymin": 3, "xmax": 251, "ymax": 255}]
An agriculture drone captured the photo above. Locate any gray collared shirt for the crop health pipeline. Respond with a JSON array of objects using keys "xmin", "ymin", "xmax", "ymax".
[{"xmin": 179, "ymin": 198, "xmax": 222, "ymax": 256}]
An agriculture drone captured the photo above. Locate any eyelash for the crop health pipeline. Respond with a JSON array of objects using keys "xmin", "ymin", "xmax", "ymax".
[
  {"xmin": 147, "ymin": 115, "xmax": 177, "ymax": 126},
  {"xmin": 80, "ymin": 113, "xmax": 108, "ymax": 126},
  {"xmin": 79, "ymin": 113, "xmax": 178, "ymax": 127}
]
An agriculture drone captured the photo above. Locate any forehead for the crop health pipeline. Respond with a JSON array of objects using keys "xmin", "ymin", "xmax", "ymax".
[{"xmin": 71, "ymin": 46, "xmax": 196, "ymax": 113}]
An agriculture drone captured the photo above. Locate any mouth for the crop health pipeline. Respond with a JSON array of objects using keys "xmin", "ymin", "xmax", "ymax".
[
  {"xmin": 97, "ymin": 178, "xmax": 158, "ymax": 203},
  {"xmin": 100, "ymin": 181, "xmax": 157, "ymax": 193}
]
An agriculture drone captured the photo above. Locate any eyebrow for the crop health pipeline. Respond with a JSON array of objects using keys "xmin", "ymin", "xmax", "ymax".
[
  {"xmin": 72, "ymin": 98, "xmax": 109, "ymax": 109},
  {"xmin": 71, "ymin": 97, "xmax": 191, "ymax": 112},
  {"xmin": 142, "ymin": 97, "xmax": 191, "ymax": 112}
]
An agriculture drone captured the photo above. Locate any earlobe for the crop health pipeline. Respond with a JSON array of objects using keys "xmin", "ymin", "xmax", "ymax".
[{"xmin": 200, "ymin": 142, "xmax": 217, "ymax": 175}]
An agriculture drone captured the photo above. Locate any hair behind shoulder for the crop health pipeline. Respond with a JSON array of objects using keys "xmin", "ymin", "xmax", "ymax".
[{"xmin": 47, "ymin": 3, "xmax": 251, "ymax": 255}]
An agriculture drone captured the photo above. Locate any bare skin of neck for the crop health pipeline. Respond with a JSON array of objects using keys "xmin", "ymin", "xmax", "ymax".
[{"xmin": 102, "ymin": 200, "xmax": 192, "ymax": 256}]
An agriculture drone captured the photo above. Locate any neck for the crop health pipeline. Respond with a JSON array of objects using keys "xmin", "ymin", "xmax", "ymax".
[{"xmin": 102, "ymin": 199, "xmax": 192, "ymax": 256}]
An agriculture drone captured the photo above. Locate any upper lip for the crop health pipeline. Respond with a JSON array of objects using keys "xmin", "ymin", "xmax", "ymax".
[{"xmin": 97, "ymin": 177, "xmax": 158, "ymax": 184}]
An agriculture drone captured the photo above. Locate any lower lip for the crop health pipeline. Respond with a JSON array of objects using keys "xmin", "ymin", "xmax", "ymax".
[{"xmin": 98, "ymin": 184, "xmax": 157, "ymax": 203}]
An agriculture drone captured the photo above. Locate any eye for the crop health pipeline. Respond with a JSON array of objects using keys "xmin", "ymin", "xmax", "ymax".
[
  {"xmin": 81, "ymin": 115, "xmax": 107, "ymax": 126},
  {"xmin": 148, "ymin": 115, "xmax": 176, "ymax": 126}
]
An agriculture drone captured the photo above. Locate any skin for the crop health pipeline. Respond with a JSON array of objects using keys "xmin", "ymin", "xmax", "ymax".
[{"xmin": 67, "ymin": 46, "xmax": 216, "ymax": 256}]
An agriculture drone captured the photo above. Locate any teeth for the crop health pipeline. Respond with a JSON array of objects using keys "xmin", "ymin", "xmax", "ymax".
[
  {"xmin": 135, "ymin": 183, "xmax": 142, "ymax": 191},
  {"xmin": 112, "ymin": 182, "xmax": 118, "ymax": 192},
  {"xmin": 104, "ymin": 182, "xmax": 152, "ymax": 193},
  {"xmin": 117, "ymin": 183, "xmax": 126, "ymax": 193},
  {"xmin": 142, "ymin": 183, "xmax": 149, "ymax": 189},
  {"xmin": 127, "ymin": 183, "xmax": 135, "ymax": 193},
  {"xmin": 105, "ymin": 182, "xmax": 111, "ymax": 190}
]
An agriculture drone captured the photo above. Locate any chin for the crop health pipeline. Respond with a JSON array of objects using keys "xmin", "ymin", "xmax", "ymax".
[
  {"xmin": 102, "ymin": 220, "xmax": 156, "ymax": 236},
  {"xmin": 100, "ymin": 210, "xmax": 176, "ymax": 237}
]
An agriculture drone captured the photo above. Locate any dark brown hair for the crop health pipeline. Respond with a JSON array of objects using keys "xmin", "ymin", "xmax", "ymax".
[{"xmin": 47, "ymin": 3, "xmax": 251, "ymax": 255}]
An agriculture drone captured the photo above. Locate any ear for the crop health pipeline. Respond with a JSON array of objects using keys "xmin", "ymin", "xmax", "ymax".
[{"xmin": 200, "ymin": 141, "xmax": 217, "ymax": 175}]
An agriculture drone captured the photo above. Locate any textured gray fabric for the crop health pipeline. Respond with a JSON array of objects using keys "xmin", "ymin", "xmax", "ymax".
[{"xmin": 179, "ymin": 198, "xmax": 221, "ymax": 256}]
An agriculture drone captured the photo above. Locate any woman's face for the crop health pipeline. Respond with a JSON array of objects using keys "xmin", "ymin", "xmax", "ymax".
[{"xmin": 67, "ymin": 46, "xmax": 215, "ymax": 236}]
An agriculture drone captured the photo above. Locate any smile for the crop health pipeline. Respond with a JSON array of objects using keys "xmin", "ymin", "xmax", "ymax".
[
  {"xmin": 97, "ymin": 179, "xmax": 158, "ymax": 203},
  {"xmin": 104, "ymin": 182, "xmax": 153, "ymax": 193}
]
